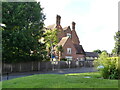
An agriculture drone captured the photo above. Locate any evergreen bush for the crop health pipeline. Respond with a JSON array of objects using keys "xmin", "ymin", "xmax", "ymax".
[{"xmin": 94, "ymin": 52, "xmax": 119, "ymax": 79}]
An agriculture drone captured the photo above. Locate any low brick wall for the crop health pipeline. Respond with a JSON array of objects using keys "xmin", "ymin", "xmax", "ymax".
[{"xmin": 2, "ymin": 60, "xmax": 94, "ymax": 74}]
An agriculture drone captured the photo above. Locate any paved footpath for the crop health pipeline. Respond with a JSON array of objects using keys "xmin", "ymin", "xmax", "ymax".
[{"xmin": 1, "ymin": 67, "xmax": 98, "ymax": 81}]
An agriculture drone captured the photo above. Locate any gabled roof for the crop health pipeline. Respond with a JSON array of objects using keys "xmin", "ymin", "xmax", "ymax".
[
  {"xmin": 74, "ymin": 44, "xmax": 85, "ymax": 54},
  {"xmin": 63, "ymin": 26, "xmax": 71, "ymax": 31},
  {"xmin": 47, "ymin": 24, "xmax": 56, "ymax": 29},
  {"xmin": 57, "ymin": 37, "xmax": 69, "ymax": 46},
  {"xmin": 85, "ymin": 52, "xmax": 98, "ymax": 57},
  {"xmin": 63, "ymin": 27, "xmax": 68, "ymax": 30}
]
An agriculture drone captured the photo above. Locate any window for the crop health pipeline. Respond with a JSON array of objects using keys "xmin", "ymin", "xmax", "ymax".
[
  {"xmin": 67, "ymin": 33, "xmax": 71, "ymax": 38},
  {"xmin": 67, "ymin": 48, "xmax": 71, "ymax": 54},
  {"xmin": 65, "ymin": 56, "xmax": 72, "ymax": 60}
]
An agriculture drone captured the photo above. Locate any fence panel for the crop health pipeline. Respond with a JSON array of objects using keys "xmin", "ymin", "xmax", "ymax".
[
  {"xmin": 2, "ymin": 60, "xmax": 94, "ymax": 73},
  {"xmin": 79, "ymin": 61, "xmax": 84, "ymax": 67},
  {"xmin": 45, "ymin": 61, "xmax": 52, "ymax": 71},
  {"xmin": 2, "ymin": 63, "xmax": 11, "ymax": 74},
  {"xmin": 32, "ymin": 61, "xmax": 38, "ymax": 71},
  {"xmin": 70, "ymin": 61, "xmax": 76, "ymax": 68},
  {"xmin": 20, "ymin": 62, "xmax": 32, "ymax": 72},
  {"xmin": 40, "ymin": 62, "xmax": 47, "ymax": 71},
  {"xmin": 59, "ymin": 61, "xmax": 68, "ymax": 69},
  {"xmin": 12, "ymin": 63, "xmax": 21, "ymax": 72}
]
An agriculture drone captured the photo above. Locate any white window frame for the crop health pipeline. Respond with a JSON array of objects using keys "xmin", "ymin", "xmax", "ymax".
[
  {"xmin": 65, "ymin": 56, "xmax": 72, "ymax": 61},
  {"xmin": 67, "ymin": 33, "xmax": 71, "ymax": 38},
  {"xmin": 67, "ymin": 48, "xmax": 72, "ymax": 54}
]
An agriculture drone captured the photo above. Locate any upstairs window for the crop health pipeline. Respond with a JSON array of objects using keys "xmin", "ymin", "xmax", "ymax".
[
  {"xmin": 67, "ymin": 48, "xmax": 71, "ymax": 54},
  {"xmin": 67, "ymin": 33, "xmax": 71, "ymax": 38}
]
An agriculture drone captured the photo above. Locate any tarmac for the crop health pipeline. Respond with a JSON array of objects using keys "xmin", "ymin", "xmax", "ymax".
[{"xmin": 1, "ymin": 67, "xmax": 98, "ymax": 81}]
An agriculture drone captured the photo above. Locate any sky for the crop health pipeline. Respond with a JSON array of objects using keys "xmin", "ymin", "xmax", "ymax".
[{"xmin": 38, "ymin": 0, "xmax": 119, "ymax": 53}]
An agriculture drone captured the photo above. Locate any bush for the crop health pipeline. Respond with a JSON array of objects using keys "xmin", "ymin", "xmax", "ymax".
[
  {"xmin": 61, "ymin": 58, "xmax": 67, "ymax": 61},
  {"xmin": 94, "ymin": 52, "xmax": 119, "ymax": 79}
]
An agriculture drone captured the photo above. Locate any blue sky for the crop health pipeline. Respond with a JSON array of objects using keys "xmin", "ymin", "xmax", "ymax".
[{"xmin": 38, "ymin": 0, "xmax": 119, "ymax": 53}]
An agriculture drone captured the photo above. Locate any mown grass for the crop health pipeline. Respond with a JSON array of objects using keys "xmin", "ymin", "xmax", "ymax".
[{"xmin": 1, "ymin": 72, "xmax": 118, "ymax": 88}]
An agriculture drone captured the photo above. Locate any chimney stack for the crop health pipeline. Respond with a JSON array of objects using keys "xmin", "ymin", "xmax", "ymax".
[
  {"xmin": 72, "ymin": 22, "xmax": 76, "ymax": 30},
  {"xmin": 56, "ymin": 15, "xmax": 61, "ymax": 26}
]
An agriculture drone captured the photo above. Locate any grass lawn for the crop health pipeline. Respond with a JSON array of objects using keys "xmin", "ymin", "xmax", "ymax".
[{"xmin": 1, "ymin": 72, "xmax": 118, "ymax": 88}]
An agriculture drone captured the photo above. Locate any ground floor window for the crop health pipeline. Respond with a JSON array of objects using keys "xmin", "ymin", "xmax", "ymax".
[{"xmin": 65, "ymin": 56, "xmax": 72, "ymax": 60}]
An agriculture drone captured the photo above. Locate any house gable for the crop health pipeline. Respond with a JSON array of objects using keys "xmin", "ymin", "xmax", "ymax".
[
  {"xmin": 63, "ymin": 26, "xmax": 72, "ymax": 38},
  {"xmin": 59, "ymin": 37, "xmax": 77, "ymax": 59}
]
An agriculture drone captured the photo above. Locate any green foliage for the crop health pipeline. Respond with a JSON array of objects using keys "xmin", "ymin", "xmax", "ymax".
[
  {"xmin": 112, "ymin": 31, "xmax": 120, "ymax": 56},
  {"xmin": 56, "ymin": 45, "xmax": 64, "ymax": 53},
  {"xmin": 93, "ymin": 49, "xmax": 102, "ymax": 54},
  {"xmin": 94, "ymin": 52, "xmax": 119, "ymax": 79},
  {"xmin": 101, "ymin": 50, "xmax": 108, "ymax": 54},
  {"xmin": 56, "ymin": 45, "xmax": 64, "ymax": 61},
  {"xmin": 44, "ymin": 29, "xmax": 58, "ymax": 59},
  {"xmin": 2, "ymin": 2, "xmax": 46, "ymax": 63},
  {"xmin": 44, "ymin": 29, "xmax": 58, "ymax": 48}
]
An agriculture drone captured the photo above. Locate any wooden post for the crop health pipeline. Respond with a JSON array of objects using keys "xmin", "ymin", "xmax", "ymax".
[
  {"xmin": 10, "ymin": 64, "xmax": 12, "ymax": 72},
  {"xmin": 19, "ymin": 63, "xmax": 22, "ymax": 72},
  {"xmin": 38, "ymin": 62, "xmax": 40, "ymax": 71},
  {"xmin": 31, "ymin": 62, "xmax": 33, "ymax": 71}
]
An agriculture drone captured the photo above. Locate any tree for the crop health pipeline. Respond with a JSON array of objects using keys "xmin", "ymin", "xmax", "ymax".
[
  {"xmin": 112, "ymin": 31, "xmax": 120, "ymax": 56},
  {"xmin": 2, "ymin": 2, "xmax": 46, "ymax": 63},
  {"xmin": 101, "ymin": 50, "xmax": 108, "ymax": 54},
  {"xmin": 56, "ymin": 45, "xmax": 64, "ymax": 61},
  {"xmin": 44, "ymin": 29, "xmax": 58, "ymax": 60},
  {"xmin": 93, "ymin": 49, "xmax": 102, "ymax": 54}
]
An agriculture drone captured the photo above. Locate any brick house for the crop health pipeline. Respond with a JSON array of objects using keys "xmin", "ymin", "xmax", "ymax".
[{"xmin": 46, "ymin": 15, "xmax": 85, "ymax": 61}]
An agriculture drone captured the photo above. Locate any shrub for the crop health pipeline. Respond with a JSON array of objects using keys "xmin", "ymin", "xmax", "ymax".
[
  {"xmin": 61, "ymin": 58, "xmax": 67, "ymax": 61},
  {"xmin": 94, "ymin": 52, "xmax": 119, "ymax": 79}
]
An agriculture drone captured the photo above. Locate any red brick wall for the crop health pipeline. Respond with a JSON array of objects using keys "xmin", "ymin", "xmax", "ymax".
[
  {"xmin": 62, "ymin": 38, "xmax": 76, "ymax": 59},
  {"xmin": 72, "ymin": 30, "xmax": 80, "ymax": 45},
  {"xmin": 61, "ymin": 38, "xmax": 84, "ymax": 60}
]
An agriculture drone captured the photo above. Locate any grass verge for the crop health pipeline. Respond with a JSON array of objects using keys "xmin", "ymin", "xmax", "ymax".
[{"xmin": 1, "ymin": 72, "xmax": 118, "ymax": 88}]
